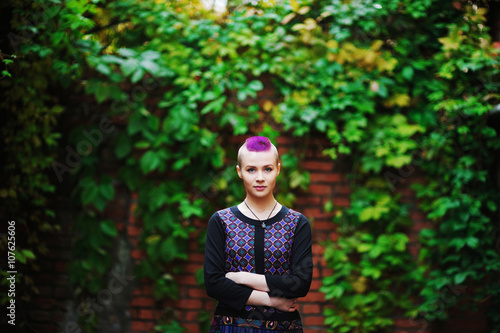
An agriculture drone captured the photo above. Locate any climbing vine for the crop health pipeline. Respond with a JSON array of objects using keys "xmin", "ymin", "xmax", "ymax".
[{"xmin": 2, "ymin": 0, "xmax": 500, "ymax": 332}]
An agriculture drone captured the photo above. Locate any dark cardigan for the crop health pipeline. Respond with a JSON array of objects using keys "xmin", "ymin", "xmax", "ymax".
[{"xmin": 204, "ymin": 205, "xmax": 313, "ymax": 322}]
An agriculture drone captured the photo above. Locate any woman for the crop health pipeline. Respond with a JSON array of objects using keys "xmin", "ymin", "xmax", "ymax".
[{"xmin": 204, "ymin": 136, "xmax": 313, "ymax": 333}]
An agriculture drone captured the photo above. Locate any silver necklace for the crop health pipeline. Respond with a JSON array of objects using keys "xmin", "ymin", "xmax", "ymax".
[{"xmin": 244, "ymin": 200, "xmax": 278, "ymax": 229}]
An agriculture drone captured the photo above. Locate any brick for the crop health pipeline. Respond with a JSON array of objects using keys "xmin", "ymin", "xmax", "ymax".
[
  {"xmin": 303, "ymin": 292, "xmax": 326, "ymax": 303},
  {"xmin": 330, "ymin": 232, "xmax": 339, "ymax": 242},
  {"xmin": 309, "ymin": 278, "xmax": 323, "ymax": 291},
  {"xmin": 302, "ymin": 304, "xmax": 321, "ymax": 314},
  {"xmin": 333, "ymin": 184, "xmax": 350, "ymax": 194},
  {"xmin": 131, "ymin": 249, "xmax": 145, "ymax": 259},
  {"xmin": 413, "ymin": 221, "xmax": 433, "ymax": 230},
  {"xmin": 130, "ymin": 297, "xmax": 155, "ymax": 307},
  {"xmin": 177, "ymin": 275, "xmax": 197, "ymax": 286},
  {"xmin": 131, "ymin": 320, "xmax": 155, "ymax": 331},
  {"xmin": 303, "ymin": 207, "xmax": 333, "ymax": 219},
  {"xmin": 321, "ymin": 267, "xmax": 333, "ymax": 277},
  {"xmin": 294, "ymin": 195, "xmax": 322, "ymax": 205},
  {"xmin": 182, "ymin": 323, "xmax": 200, "ymax": 333},
  {"xmin": 311, "ymin": 221, "xmax": 335, "ymax": 231},
  {"xmin": 103, "ymin": 207, "xmax": 128, "ymax": 220},
  {"xmin": 312, "ymin": 231, "xmax": 332, "ymax": 243},
  {"xmin": 132, "ymin": 285, "xmax": 153, "ymax": 295},
  {"xmin": 394, "ymin": 317, "xmax": 420, "ymax": 328},
  {"xmin": 408, "ymin": 244, "xmax": 419, "ymax": 258},
  {"xmin": 188, "ymin": 287, "xmax": 208, "ymax": 298},
  {"xmin": 188, "ymin": 253, "xmax": 205, "ymax": 263},
  {"xmin": 310, "ymin": 172, "xmax": 343, "ymax": 183},
  {"xmin": 129, "ymin": 236, "xmax": 140, "ymax": 248},
  {"xmin": 128, "ymin": 225, "xmax": 142, "ymax": 237},
  {"xmin": 311, "ymin": 244, "xmax": 325, "ymax": 255},
  {"xmin": 130, "ymin": 308, "xmax": 140, "ymax": 318},
  {"xmin": 312, "ymin": 267, "xmax": 322, "ymax": 279},
  {"xmin": 303, "ymin": 315, "xmax": 325, "ymax": 326},
  {"xmin": 183, "ymin": 263, "xmax": 202, "ymax": 274},
  {"xmin": 115, "ymin": 221, "xmax": 125, "ymax": 232},
  {"xmin": 182, "ymin": 310, "xmax": 200, "ymax": 321},
  {"xmin": 139, "ymin": 309, "xmax": 155, "ymax": 320},
  {"xmin": 308, "ymin": 184, "xmax": 333, "ymax": 196},
  {"xmin": 332, "ymin": 197, "xmax": 350, "ymax": 207},
  {"xmin": 303, "ymin": 161, "xmax": 334, "ymax": 171},
  {"xmin": 177, "ymin": 299, "xmax": 203, "ymax": 309}
]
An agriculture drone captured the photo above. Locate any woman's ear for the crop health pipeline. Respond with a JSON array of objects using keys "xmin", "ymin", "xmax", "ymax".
[
  {"xmin": 277, "ymin": 162, "xmax": 281, "ymax": 176},
  {"xmin": 236, "ymin": 165, "xmax": 243, "ymax": 179}
]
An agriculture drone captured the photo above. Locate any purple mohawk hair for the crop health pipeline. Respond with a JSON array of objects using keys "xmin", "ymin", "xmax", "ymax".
[{"xmin": 245, "ymin": 136, "xmax": 272, "ymax": 152}]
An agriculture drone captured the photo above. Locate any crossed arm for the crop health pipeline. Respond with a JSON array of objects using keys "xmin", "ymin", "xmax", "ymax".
[
  {"xmin": 225, "ymin": 271, "xmax": 298, "ymax": 312},
  {"xmin": 204, "ymin": 212, "xmax": 313, "ymax": 312}
]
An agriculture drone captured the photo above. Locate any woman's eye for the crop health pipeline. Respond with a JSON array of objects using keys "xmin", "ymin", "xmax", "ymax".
[{"xmin": 247, "ymin": 168, "xmax": 255, "ymax": 173}]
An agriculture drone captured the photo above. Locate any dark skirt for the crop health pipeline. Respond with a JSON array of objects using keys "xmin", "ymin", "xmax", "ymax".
[{"xmin": 209, "ymin": 315, "xmax": 303, "ymax": 333}]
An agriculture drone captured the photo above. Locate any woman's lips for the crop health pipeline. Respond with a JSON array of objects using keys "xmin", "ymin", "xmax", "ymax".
[{"xmin": 254, "ymin": 186, "xmax": 267, "ymax": 191}]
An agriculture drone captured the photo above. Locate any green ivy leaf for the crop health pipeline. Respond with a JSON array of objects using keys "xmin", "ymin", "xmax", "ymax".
[
  {"xmin": 100, "ymin": 182, "xmax": 114, "ymax": 200},
  {"xmin": 121, "ymin": 58, "xmax": 139, "ymax": 76},
  {"xmin": 140, "ymin": 150, "xmax": 162, "ymax": 174},
  {"xmin": 114, "ymin": 133, "xmax": 132, "ymax": 159},
  {"xmin": 100, "ymin": 220, "xmax": 118, "ymax": 237},
  {"xmin": 131, "ymin": 68, "xmax": 145, "ymax": 83},
  {"xmin": 81, "ymin": 185, "xmax": 99, "ymax": 205},
  {"xmin": 248, "ymin": 80, "xmax": 264, "ymax": 91}
]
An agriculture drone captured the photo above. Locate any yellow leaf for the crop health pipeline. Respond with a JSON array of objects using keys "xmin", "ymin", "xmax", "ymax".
[
  {"xmin": 360, "ymin": 207, "xmax": 374, "ymax": 221},
  {"xmin": 351, "ymin": 276, "xmax": 367, "ymax": 293},
  {"xmin": 439, "ymin": 29, "xmax": 464, "ymax": 51},
  {"xmin": 281, "ymin": 13, "xmax": 296, "ymax": 25},
  {"xmin": 303, "ymin": 18, "xmax": 317, "ymax": 30},
  {"xmin": 146, "ymin": 235, "xmax": 161, "ymax": 244},
  {"xmin": 370, "ymin": 40, "xmax": 384, "ymax": 51},
  {"xmin": 263, "ymin": 100, "xmax": 274, "ymax": 112},
  {"xmin": 383, "ymin": 93, "xmax": 411, "ymax": 107},
  {"xmin": 291, "ymin": 23, "xmax": 305, "ymax": 31},
  {"xmin": 298, "ymin": 6, "xmax": 310, "ymax": 15},
  {"xmin": 439, "ymin": 37, "xmax": 460, "ymax": 51},
  {"xmin": 291, "ymin": 0, "xmax": 300, "ymax": 12},
  {"xmin": 326, "ymin": 39, "xmax": 338, "ymax": 49}
]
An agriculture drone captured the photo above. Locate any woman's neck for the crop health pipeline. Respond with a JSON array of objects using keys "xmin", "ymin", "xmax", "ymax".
[{"xmin": 243, "ymin": 195, "xmax": 276, "ymax": 212}]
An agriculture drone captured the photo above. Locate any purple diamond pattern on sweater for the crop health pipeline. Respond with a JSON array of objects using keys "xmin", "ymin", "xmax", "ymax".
[
  {"xmin": 263, "ymin": 210, "xmax": 300, "ymax": 274},
  {"xmin": 218, "ymin": 208, "xmax": 301, "ymax": 314},
  {"xmin": 218, "ymin": 208, "xmax": 300, "ymax": 275},
  {"xmin": 219, "ymin": 209, "xmax": 256, "ymax": 273}
]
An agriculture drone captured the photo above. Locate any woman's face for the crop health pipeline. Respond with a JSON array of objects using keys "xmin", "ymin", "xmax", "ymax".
[{"xmin": 237, "ymin": 149, "xmax": 280, "ymax": 200}]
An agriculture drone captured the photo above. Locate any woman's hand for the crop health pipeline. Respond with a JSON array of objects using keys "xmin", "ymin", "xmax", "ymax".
[
  {"xmin": 269, "ymin": 296, "xmax": 298, "ymax": 312},
  {"xmin": 246, "ymin": 290, "xmax": 299, "ymax": 312}
]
